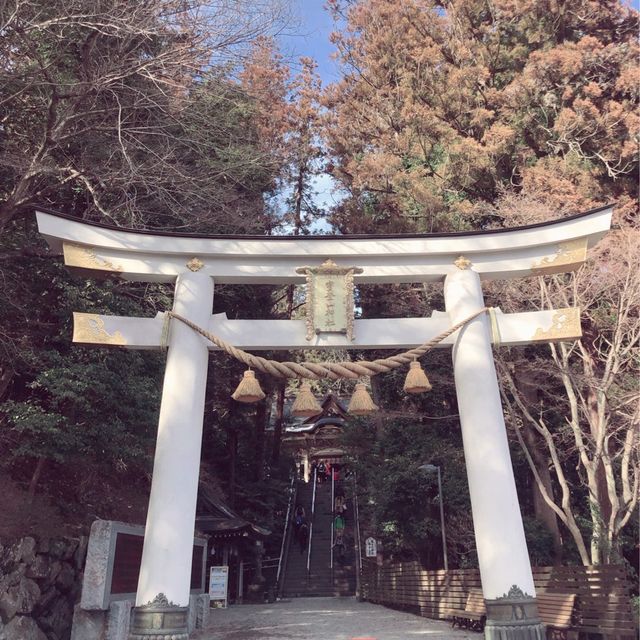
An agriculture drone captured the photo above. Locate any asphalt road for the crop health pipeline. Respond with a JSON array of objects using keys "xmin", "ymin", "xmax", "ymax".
[{"xmin": 193, "ymin": 597, "xmax": 480, "ymax": 640}]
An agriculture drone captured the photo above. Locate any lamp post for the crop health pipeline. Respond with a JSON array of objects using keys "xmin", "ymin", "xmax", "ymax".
[{"xmin": 419, "ymin": 463, "xmax": 449, "ymax": 572}]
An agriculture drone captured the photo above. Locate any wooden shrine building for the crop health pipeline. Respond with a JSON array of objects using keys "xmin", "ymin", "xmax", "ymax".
[{"xmin": 282, "ymin": 394, "xmax": 350, "ymax": 480}]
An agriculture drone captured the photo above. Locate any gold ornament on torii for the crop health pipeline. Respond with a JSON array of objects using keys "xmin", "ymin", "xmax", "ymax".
[{"xmin": 296, "ymin": 259, "xmax": 363, "ymax": 341}]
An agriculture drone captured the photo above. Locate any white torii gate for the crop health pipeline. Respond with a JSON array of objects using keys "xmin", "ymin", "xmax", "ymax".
[{"xmin": 36, "ymin": 205, "xmax": 612, "ymax": 640}]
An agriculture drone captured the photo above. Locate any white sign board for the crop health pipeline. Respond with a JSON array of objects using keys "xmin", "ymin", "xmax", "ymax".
[
  {"xmin": 365, "ymin": 537, "xmax": 377, "ymax": 558},
  {"xmin": 209, "ymin": 566, "xmax": 229, "ymax": 607}
]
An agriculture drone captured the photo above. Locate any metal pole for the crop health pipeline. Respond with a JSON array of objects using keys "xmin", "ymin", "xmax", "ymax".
[
  {"xmin": 330, "ymin": 468, "xmax": 335, "ymax": 569},
  {"xmin": 437, "ymin": 466, "xmax": 449, "ymax": 572},
  {"xmin": 276, "ymin": 475, "xmax": 296, "ymax": 587},
  {"xmin": 353, "ymin": 473, "xmax": 363, "ymax": 601},
  {"xmin": 307, "ymin": 468, "xmax": 317, "ymax": 574}
]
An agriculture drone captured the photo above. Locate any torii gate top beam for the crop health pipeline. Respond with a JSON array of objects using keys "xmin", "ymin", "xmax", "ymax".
[{"xmin": 36, "ymin": 205, "xmax": 612, "ymax": 284}]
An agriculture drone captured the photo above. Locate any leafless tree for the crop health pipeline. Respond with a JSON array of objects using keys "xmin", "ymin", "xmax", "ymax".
[
  {"xmin": 0, "ymin": 0, "xmax": 289, "ymax": 232},
  {"xmin": 496, "ymin": 220, "xmax": 639, "ymax": 565}
]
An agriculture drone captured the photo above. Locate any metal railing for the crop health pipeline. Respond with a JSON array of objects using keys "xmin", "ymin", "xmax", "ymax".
[
  {"xmin": 353, "ymin": 473, "xmax": 363, "ymax": 600},
  {"xmin": 306, "ymin": 467, "xmax": 317, "ymax": 574},
  {"xmin": 276, "ymin": 475, "xmax": 297, "ymax": 591},
  {"xmin": 330, "ymin": 469, "xmax": 335, "ymax": 569},
  {"xmin": 243, "ymin": 556, "xmax": 280, "ymax": 576}
]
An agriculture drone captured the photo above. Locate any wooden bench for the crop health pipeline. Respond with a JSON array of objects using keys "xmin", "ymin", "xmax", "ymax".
[
  {"xmin": 361, "ymin": 564, "xmax": 635, "ymax": 639},
  {"xmin": 444, "ymin": 590, "xmax": 577, "ymax": 638},
  {"xmin": 443, "ymin": 588, "xmax": 486, "ymax": 631},
  {"xmin": 537, "ymin": 592, "xmax": 576, "ymax": 640}
]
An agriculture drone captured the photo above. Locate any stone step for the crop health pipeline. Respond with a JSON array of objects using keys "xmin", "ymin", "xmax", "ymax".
[{"xmin": 283, "ymin": 481, "xmax": 357, "ymax": 599}]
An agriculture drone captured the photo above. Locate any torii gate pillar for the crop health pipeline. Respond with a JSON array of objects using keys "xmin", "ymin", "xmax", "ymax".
[
  {"xmin": 445, "ymin": 268, "xmax": 544, "ymax": 638},
  {"xmin": 129, "ymin": 272, "xmax": 213, "ymax": 639}
]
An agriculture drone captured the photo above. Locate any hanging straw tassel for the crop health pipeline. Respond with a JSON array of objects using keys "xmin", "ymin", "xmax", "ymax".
[
  {"xmin": 291, "ymin": 382, "xmax": 323, "ymax": 418},
  {"xmin": 231, "ymin": 369, "xmax": 266, "ymax": 403},
  {"xmin": 403, "ymin": 360, "xmax": 432, "ymax": 394},
  {"xmin": 348, "ymin": 383, "xmax": 378, "ymax": 416}
]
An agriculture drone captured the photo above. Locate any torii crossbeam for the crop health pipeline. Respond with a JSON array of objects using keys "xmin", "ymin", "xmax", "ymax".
[{"xmin": 36, "ymin": 205, "xmax": 612, "ymax": 640}]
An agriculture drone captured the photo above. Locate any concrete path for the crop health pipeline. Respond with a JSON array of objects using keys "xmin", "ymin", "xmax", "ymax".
[{"xmin": 193, "ymin": 597, "xmax": 480, "ymax": 640}]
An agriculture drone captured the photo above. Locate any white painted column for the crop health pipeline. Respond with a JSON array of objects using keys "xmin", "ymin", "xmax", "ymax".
[
  {"xmin": 444, "ymin": 268, "xmax": 535, "ymax": 599},
  {"xmin": 136, "ymin": 271, "xmax": 213, "ymax": 606}
]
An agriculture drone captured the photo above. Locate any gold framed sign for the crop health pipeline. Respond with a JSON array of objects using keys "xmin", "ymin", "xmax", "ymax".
[{"xmin": 296, "ymin": 259, "xmax": 362, "ymax": 341}]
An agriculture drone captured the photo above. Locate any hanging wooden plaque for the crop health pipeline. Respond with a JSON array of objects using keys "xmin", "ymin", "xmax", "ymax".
[{"xmin": 296, "ymin": 259, "xmax": 362, "ymax": 341}]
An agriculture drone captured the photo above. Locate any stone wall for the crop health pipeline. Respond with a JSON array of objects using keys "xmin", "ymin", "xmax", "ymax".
[{"xmin": 0, "ymin": 536, "xmax": 88, "ymax": 640}]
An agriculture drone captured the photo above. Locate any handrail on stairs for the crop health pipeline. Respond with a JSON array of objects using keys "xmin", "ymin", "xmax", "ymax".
[
  {"xmin": 330, "ymin": 469, "xmax": 335, "ymax": 570},
  {"xmin": 306, "ymin": 467, "xmax": 317, "ymax": 575},
  {"xmin": 276, "ymin": 474, "xmax": 297, "ymax": 595},
  {"xmin": 353, "ymin": 472, "xmax": 363, "ymax": 600}
]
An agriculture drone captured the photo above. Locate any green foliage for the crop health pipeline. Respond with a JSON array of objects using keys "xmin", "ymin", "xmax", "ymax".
[
  {"xmin": 344, "ymin": 417, "xmax": 474, "ymax": 569},
  {"xmin": 0, "ymin": 221, "xmax": 164, "ymax": 482},
  {"xmin": 2, "ymin": 400, "xmax": 72, "ymax": 462},
  {"xmin": 522, "ymin": 517, "xmax": 556, "ymax": 567}
]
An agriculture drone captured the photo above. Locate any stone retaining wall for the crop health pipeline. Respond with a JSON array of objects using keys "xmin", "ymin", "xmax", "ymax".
[{"xmin": 0, "ymin": 536, "xmax": 88, "ymax": 640}]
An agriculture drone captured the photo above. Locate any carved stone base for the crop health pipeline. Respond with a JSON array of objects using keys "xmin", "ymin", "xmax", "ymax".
[
  {"xmin": 128, "ymin": 594, "xmax": 189, "ymax": 640},
  {"xmin": 484, "ymin": 586, "xmax": 546, "ymax": 640},
  {"xmin": 485, "ymin": 619, "xmax": 546, "ymax": 640}
]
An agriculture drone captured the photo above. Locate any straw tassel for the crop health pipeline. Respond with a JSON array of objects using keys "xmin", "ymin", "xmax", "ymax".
[
  {"xmin": 231, "ymin": 369, "xmax": 266, "ymax": 403},
  {"xmin": 403, "ymin": 360, "xmax": 432, "ymax": 394},
  {"xmin": 348, "ymin": 383, "xmax": 378, "ymax": 416},
  {"xmin": 291, "ymin": 382, "xmax": 323, "ymax": 418}
]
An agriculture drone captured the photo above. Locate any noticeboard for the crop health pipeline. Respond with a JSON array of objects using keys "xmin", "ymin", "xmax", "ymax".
[{"xmin": 209, "ymin": 566, "xmax": 229, "ymax": 608}]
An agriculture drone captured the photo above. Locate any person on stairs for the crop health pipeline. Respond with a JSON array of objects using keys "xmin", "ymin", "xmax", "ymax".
[
  {"xmin": 297, "ymin": 521, "xmax": 309, "ymax": 554},
  {"xmin": 294, "ymin": 504, "xmax": 306, "ymax": 529},
  {"xmin": 317, "ymin": 459, "xmax": 327, "ymax": 484},
  {"xmin": 333, "ymin": 530, "xmax": 346, "ymax": 564},
  {"xmin": 335, "ymin": 494, "xmax": 347, "ymax": 513}
]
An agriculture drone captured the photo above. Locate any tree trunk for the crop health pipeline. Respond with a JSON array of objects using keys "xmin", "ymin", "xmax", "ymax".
[
  {"xmin": 586, "ymin": 389, "xmax": 612, "ymax": 564},
  {"xmin": 254, "ymin": 401, "xmax": 267, "ymax": 481},
  {"xmin": 27, "ymin": 457, "xmax": 46, "ymax": 505},
  {"xmin": 0, "ymin": 367, "xmax": 13, "ymax": 401},
  {"xmin": 370, "ymin": 375, "xmax": 386, "ymax": 439},
  {"xmin": 517, "ymin": 369, "xmax": 563, "ymax": 562},
  {"xmin": 523, "ymin": 425, "xmax": 563, "ymax": 562},
  {"xmin": 271, "ymin": 276, "xmax": 295, "ymax": 465},
  {"xmin": 270, "ymin": 385, "xmax": 286, "ymax": 465},
  {"xmin": 293, "ymin": 165, "xmax": 304, "ymax": 231},
  {"xmin": 228, "ymin": 428, "xmax": 238, "ymax": 508}
]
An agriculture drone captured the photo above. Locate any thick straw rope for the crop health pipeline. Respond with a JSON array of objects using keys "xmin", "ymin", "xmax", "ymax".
[{"xmin": 165, "ymin": 307, "xmax": 489, "ymax": 381}]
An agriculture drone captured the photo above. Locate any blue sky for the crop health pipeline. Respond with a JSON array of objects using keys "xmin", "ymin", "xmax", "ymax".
[{"xmin": 278, "ymin": 1, "xmax": 340, "ymax": 86}]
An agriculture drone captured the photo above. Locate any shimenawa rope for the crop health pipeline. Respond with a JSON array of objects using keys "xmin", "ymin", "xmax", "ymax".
[{"xmin": 163, "ymin": 307, "xmax": 490, "ymax": 381}]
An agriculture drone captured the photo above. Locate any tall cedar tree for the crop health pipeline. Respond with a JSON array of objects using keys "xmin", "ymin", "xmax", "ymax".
[{"xmin": 325, "ymin": 0, "xmax": 638, "ymax": 232}]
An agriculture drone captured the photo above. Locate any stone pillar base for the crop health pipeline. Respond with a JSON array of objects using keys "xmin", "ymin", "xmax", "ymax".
[
  {"xmin": 485, "ymin": 620, "xmax": 546, "ymax": 640},
  {"xmin": 129, "ymin": 594, "xmax": 189, "ymax": 640},
  {"xmin": 484, "ymin": 588, "xmax": 546, "ymax": 640}
]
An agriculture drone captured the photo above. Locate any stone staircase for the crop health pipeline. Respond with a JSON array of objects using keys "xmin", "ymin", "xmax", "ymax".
[{"xmin": 281, "ymin": 477, "xmax": 356, "ymax": 598}]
